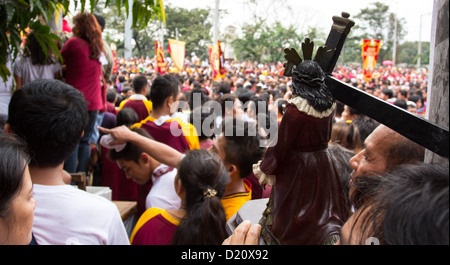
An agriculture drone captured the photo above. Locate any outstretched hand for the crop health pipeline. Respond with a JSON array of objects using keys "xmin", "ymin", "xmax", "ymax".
[
  {"xmin": 222, "ymin": 220, "xmax": 261, "ymax": 245},
  {"xmin": 97, "ymin": 125, "xmax": 135, "ymax": 145}
]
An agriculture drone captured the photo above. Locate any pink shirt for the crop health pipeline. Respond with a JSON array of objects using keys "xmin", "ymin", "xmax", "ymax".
[{"xmin": 61, "ymin": 37, "xmax": 104, "ymax": 111}]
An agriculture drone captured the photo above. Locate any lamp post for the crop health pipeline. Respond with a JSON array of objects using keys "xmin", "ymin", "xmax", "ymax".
[{"xmin": 417, "ymin": 12, "xmax": 431, "ymax": 69}]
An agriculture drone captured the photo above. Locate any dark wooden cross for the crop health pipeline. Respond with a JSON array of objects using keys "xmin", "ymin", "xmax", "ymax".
[{"xmin": 283, "ymin": 12, "xmax": 449, "ymax": 158}]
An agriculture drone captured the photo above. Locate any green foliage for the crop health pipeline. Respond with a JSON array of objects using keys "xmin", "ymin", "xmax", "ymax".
[
  {"xmin": 164, "ymin": 5, "xmax": 211, "ymax": 60},
  {"xmin": 0, "ymin": 0, "xmax": 165, "ymax": 82},
  {"xmin": 344, "ymin": 1, "xmax": 409, "ymax": 64},
  {"xmin": 232, "ymin": 19, "xmax": 324, "ymax": 63}
]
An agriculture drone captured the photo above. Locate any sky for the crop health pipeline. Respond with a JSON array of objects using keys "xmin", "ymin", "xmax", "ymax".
[{"xmin": 164, "ymin": 0, "xmax": 434, "ymax": 42}]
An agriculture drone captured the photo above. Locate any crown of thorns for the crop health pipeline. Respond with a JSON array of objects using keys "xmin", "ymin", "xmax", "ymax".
[{"xmin": 283, "ymin": 37, "xmax": 328, "ymax": 78}]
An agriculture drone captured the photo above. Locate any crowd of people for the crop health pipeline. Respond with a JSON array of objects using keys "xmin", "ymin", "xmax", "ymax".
[{"xmin": 0, "ymin": 11, "xmax": 447, "ymax": 246}]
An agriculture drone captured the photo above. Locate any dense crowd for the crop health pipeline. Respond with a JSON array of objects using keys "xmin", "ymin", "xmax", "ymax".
[{"xmin": 0, "ymin": 11, "xmax": 447, "ymax": 247}]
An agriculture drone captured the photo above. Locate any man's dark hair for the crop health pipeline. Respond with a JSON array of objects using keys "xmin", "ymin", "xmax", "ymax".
[
  {"xmin": 93, "ymin": 13, "xmax": 106, "ymax": 31},
  {"xmin": 150, "ymin": 75, "xmax": 179, "ymax": 109},
  {"xmin": 132, "ymin": 75, "xmax": 148, "ymax": 94},
  {"xmin": 108, "ymin": 128, "xmax": 153, "ymax": 163},
  {"xmin": 222, "ymin": 118, "xmax": 265, "ymax": 178},
  {"xmin": 188, "ymin": 88, "xmax": 210, "ymax": 111},
  {"xmin": 7, "ymin": 79, "xmax": 88, "ymax": 168},
  {"xmin": 106, "ymin": 89, "xmax": 117, "ymax": 103},
  {"xmin": 349, "ymin": 163, "xmax": 449, "ymax": 245},
  {"xmin": 352, "ymin": 116, "xmax": 380, "ymax": 143},
  {"xmin": 116, "ymin": 107, "xmax": 139, "ymax": 127},
  {"xmin": 393, "ymin": 99, "xmax": 407, "ymax": 110},
  {"xmin": 382, "ymin": 88, "xmax": 394, "ymax": 98},
  {"xmin": 217, "ymin": 94, "xmax": 237, "ymax": 117}
]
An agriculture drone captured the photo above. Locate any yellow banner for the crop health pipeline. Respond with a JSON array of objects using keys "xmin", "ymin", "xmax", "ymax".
[
  {"xmin": 155, "ymin": 41, "xmax": 167, "ymax": 74},
  {"xmin": 168, "ymin": 39, "xmax": 185, "ymax": 72}
]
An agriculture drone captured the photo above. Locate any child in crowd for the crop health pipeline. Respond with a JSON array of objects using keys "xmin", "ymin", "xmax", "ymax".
[
  {"xmin": 98, "ymin": 126, "xmax": 229, "ymax": 245},
  {"xmin": 5, "ymin": 79, "xmax": 129, "ymax": 245}
]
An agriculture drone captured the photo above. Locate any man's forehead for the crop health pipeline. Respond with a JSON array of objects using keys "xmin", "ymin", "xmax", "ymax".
[{"xmin": 365, "ymin": 125, "xmax": 393, "ymax": 152}]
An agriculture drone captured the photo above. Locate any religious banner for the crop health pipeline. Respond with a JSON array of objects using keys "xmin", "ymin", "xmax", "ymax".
[
  {"xmin": 208, "ymin": 41, "xmax": 226, "ymax": 81},
  {"xmin": 155, "ymin": 41, "xmax": 167, "ymax": 74},
  {"xmin": 361, "ymin": 39, "xmax": 382, "ymax": 82},
  {"xmin": 168, "ymin": 39, "xmax": 186, "ymax": 72}
]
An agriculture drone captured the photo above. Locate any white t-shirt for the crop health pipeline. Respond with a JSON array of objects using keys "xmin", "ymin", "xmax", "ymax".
[
  {"xmin": 12, "ymin": 56, "xmax": 61, "ymax": 86},
  {"xmin": 0, "ymin": 58, "xmax": 13, "ymax": 116},
  {"xmin": 145, "ymin": 164, "xmax": 181, "ymax": 210},
  {"xmin": 32, "ymin": 184, "xmax": 129, "ymax": 245}
]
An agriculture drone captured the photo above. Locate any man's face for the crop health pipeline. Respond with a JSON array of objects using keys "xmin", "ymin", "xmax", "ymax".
[
  {"xmin": 349, "ymin": 125, "xmax": 391, "ymax": 187},
  {"xmin": 116, "ymin": 156, "xmax": 151, "ymax": 185}
]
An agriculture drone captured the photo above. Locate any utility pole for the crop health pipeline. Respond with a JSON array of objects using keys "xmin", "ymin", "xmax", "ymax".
[
  {"xmin": 392, "ymin": 1, "xmax": 398, "ymax": 65},
  {"xmin": 417, "ymin": 12, "xmax": 431, "ymax": 69},
  {"xmin": 124, "ymin": 0, "xmax": 133, "ymax": 59},
  {"xmin": 213, "ymin": 0, "xmax": 220, "ymax": 45}
]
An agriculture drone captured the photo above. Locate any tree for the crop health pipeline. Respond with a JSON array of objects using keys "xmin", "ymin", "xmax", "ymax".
[
  {"xmin": 341, "ymin": 1, "xmax": 408, "ymax": 64},
  {"xmin": 232, "ymin": 18, "xmax": 324, "ymax": 63},
  {"xmin": 163, "ymin": 6, "xmax": 212, "ymax": 61},
  {"xmin": 0, "ymin": 0, "xmax": 165, "ymax": 81}
]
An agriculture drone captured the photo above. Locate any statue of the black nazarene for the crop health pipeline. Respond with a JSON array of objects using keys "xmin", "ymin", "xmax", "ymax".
[{"xmin": 253, "ymin": 13, "xmax": 356, "ymax": 245}]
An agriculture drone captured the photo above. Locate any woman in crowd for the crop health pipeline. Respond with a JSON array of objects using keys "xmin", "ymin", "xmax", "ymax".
[
  {"xmin": 0, "ymin": 134, "xmax": 36, "ymax": 245},
  {"xmin": 61, "ymin": 12, "xmax": 106, "ymax": 174},
  {"xmin": 13, "ymin": 30, "xmax": 62, "ymax": 89},
  {"xmin": 129, "ymin": 149, "xmax": 229, "ymax": 245}
]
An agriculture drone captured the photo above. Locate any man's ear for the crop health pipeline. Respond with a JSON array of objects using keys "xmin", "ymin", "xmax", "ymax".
[
  {"xmin": 139, "ymin": 153, "xmax": 151, "ymax": 165},
  {"xmin": 3, "ymin": 123, "xmax": 12, "ymax": 134},
  {"xmin": 166, "ymin": 95, "xmax": 174, "ymax": 108},
  {"xmin": 227, "ymin": 164, "xmax": 239, "ymax": 178}
]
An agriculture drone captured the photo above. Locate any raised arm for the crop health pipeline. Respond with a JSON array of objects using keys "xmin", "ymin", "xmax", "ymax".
[{"xmin": 98, "ymin": 125, "xmax": 183, "ymax": 168}]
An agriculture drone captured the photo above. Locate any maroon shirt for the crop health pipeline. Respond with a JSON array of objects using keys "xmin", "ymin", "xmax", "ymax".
[{"xmin": 61, "ymin": 37, "xmax": 104, "ymax": 111}]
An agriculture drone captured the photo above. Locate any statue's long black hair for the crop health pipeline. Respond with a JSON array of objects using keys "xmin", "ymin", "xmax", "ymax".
[{"xmin": 291, "ymin": 60, "xmax": 335, "ymax": 113}]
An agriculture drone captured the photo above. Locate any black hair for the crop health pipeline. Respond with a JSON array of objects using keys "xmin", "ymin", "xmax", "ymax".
[
  {"xmin": 172, "ymin": 149, "xmax": 230, "ymax": 245},
  {"xmin": 218, "ymin": 94, "xmax": 237, "ymax": 117},
  {"xmin": 291, "ymin": 60, "xmax": 334, "ymax": 112},
  {"xmin": 0, "ymin": 134, "xmax": 30, "ymax": 220},
  {"xmin": 132, "ymin": 75, "xmax": 148, "ymax": 94},
  {"xmin": 277, "ymin": 99, "xmax": 287, "ymax": 116},
  {"xmin": 7, "ymin": 79, "xmax": 88, "ymax": 168},
  {"xmin": 328, "ymin": 143, "xmax": 354, "ymax": 209},
  {"xmin": 331, "ymin": 120, "xmax": 363, "ymax": 151},
  {"xmin": 348, "ymin": 163, "xmax": 449, "ymax": 245},
  {"xmin": 107, "ymin": 127, "xmax": 152, "ymax": 163},
  {"xmin": 116, "ymin": 107, "xmax": 139, "ymax": 127},
  {"xmin": 188, "ymin": 88, "xmax": 210, "ymax": 111},
  {"xmin": 393, "ymin": 99, "xmax": 407, "ymax": 110},
  {"xmin": 93, "ymin": 13, "xmax": 106, "ymax": 31},
  {"xmin": 382, "ymin": 88, "xmax": 394, "ymax": 98},
  {"xmin": 150, "ymin": 75, "xmax": 179, "ymax": 109},
  {"xmin": 106, "ymin": 89, "xmax": 117, "ymax": 103},
  {"xmin": 189, "ymin": 108, "xmax": 214, "ymax": 141},
  {"xmin": 352, "ymin": 116, "xmax": 380, "ymax": 143},
  {"xmin": 26, "ymin": 31, "xmax": 55, "ymax": 65},
  {"xmin": 222, "ymin": 118, "xmax": 265, "ymax": 178}
]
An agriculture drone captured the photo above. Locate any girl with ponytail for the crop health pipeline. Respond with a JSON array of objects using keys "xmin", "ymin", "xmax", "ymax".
[
  {"xmin": 99, "ymin": 125, "xmax": 231, "ymax": 245},
  {"xmin": 171, "ymin": 150, "xmax": 229, "ymax": 244},
  {"xmin": 129, "ymin": 149, "xmax": 229, "ymax": 245}
]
